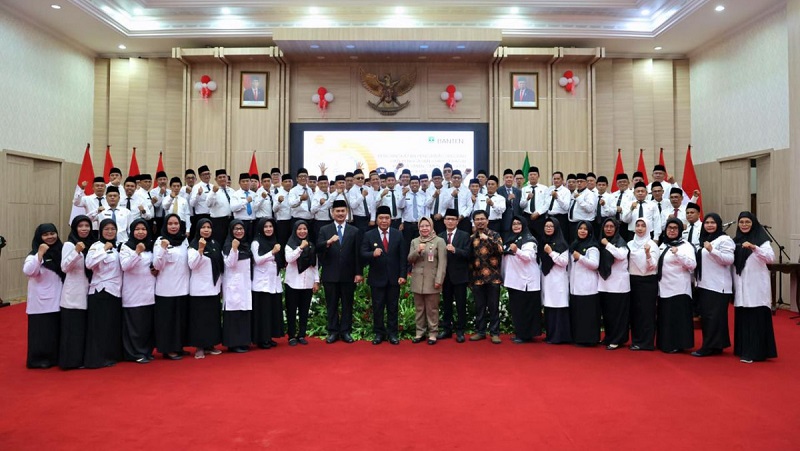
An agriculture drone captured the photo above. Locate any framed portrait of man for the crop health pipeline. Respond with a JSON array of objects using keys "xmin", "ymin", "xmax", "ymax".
[
  {"xmin": 510, "ymin": 72, "xmax": 538, "ymax": 109},
  {"xmin": 240, "ymin": 72, "xmax": 269, "ymax": 108}
]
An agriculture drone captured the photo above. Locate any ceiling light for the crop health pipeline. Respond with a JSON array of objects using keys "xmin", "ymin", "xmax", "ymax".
[
  {"xmin": 456, "ymin": 45, "xmax": 466, "ymax": 49},
  {"xmin": 419, "ymin": 44, "xmax": 429, "ymax": 49},
  {"xmin": 510, "ymin": 7, "xmax": 519, "ymax": 14},
  {"xmin": 452, "ymin": 56, "xmax": 461, "ymax": 60},
  {"xmin": 310, "ymin": 44, "xmax": 320, "ymax": 49},
  {"xmin": 418, "ymin": 56, "xmax": 427, "ymax": 60},
  {"xmin": 309, "ymin": 6, "xmax": 320, "ymax": 14},
  {"xmin": 715, "ymin": 5, "xmax": 725, "ymax": 12},
  {"xmin": 221, "ymin": 7, "xmax": 231, "ymax": 15},
  {"xmin": 50, "ymin": 4, "xmax": 61, "ymax": 9},
  {"xmin": 345, "ymin": 44, "xmax": 355, "ymax": 49},
  {"xmin": 395, "ymin": 6, "xmax": 405, "ymax": 14},
  {"xmin": 654, "ymin": 46, "xmax": 662, "ymax": 50},
  {"xmin": 641, "ymin": 9, "xmax": 650, "ymax": 15},
  {"xmin": 133, "ymin": 7, "xmax": 143, "ymax": 15},
  {"xmin": 118, "ymin": 44, "xmax": 127, "ymax": 49},
  {"xmin": 317, "ymin": 56, "xmax": 325, "ymax": 60},
  {"xmin": 350, "ymin": 56, "xmax": 358, "ymax": 60}
]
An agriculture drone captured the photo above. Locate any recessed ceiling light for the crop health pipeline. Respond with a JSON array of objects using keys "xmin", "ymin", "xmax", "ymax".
[
  {"xmin": 350, "ymin": 56, "xmax": 358, "ymax": 60},
  {"xmin": 133, "ymin": 7, "xmax": 143, "ymax": 15},
  {"xmin": 345, "ymin": 44, "xmax": 355, "ymax": 49},
  {"xmin": 309, "ymin": 6, "xmax": 320, "ymax": 14},
  {"xmin": 654, "ymin": 46, "xmax": 662, "ymax": 50},
  {"xmin": 715, "ymin": 5, "xmax": 725, "ymax": 12},
  {"xmin": 456, "ymin": 45, "xmax": 466, "ymax": 49},
  {"xmin": 418, "ymin": 56, "xmax": 427, "ymax": 60},
  {"xmin": 310, "ymin": 44, "xmax": 320, "ymax": 49},
  {"xmin": 395, "ymin": 6, "xmax": 405, "ymax": 14},
  {"xmin": 452, "ymin": 56, "xmax": 461, "ymax": 60},
  {"xmin": 118, "ymin": 44, "xmax": 127, "ymax": 50},
  {"xmin": 510, "ymin": 7, "xmax": 519, "ymax": 14},
  {"xmin": 419, "ymin": 44, "xmax": 429, "ymax": 49},
  {"xmin": 221, "ymin": 7, "xmax": 231, "ymax": 15},
  {"xmin": 50, "ymin": 4, "xmax": 61, "ymax": 9},
  {"xmin": 317, "ymin": 56, "xmax": 325, "ymax": 60},
  {"xmin": 641, "ymin": 9, "xmax": 650, "ymax": 15}
]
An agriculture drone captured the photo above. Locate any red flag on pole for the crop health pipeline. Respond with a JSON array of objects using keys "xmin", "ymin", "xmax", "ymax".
[
  {"xmin": 249, "ymin": 150, "xmax": 259, "ymax": 176},
  {"xmin": 129, "ymin": 147, "xmax": 141, "ymax": 177},
  {"xmin": 681, "ymin": 145, "xmax": 702, "ymax": 215},
  {"xmin": 637, "ymin": 149, "xmax": 649, "ymax": 185},
  {"xmin": 156, "ymin": 152, "xmax": 165, "ymax": 174},
  {"xmin": 78, "ymin": 143, "xmax": 94, "ymax": 195},
  {"xmin": 103, "ymin": 145, "xmax": 114, "ymax": 183},
  {"xmin": 611, "ymin": 148, "xmax": 625, "ymax": 192},
  {"xmin": 658, "ymin": 148, "xmax": 669, "ymax": 179}
]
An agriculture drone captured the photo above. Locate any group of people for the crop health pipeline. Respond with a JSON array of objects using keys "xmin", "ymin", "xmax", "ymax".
[{"xmin": 22, "ymin": 161, "xmax": 777, "ymax": 370}]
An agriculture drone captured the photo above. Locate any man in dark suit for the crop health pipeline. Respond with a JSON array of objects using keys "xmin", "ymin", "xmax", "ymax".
[
  {"xmin": 360, "ymin": 206, "xmax": 406, "ymax": 345},
  {"xmin": 316, "ymin": 199, "xmax": 363, "ymax": 343},
  {"xmin": 496, "ymin": 168, "xmax": 522, "ymax": 235},
  {"xmin": 437, "ymin": 208, "xmax": 472, "ymax": 343},
  {"xmin": 513, "ymin": 77, "xmax": 535, "ymax": 103},
  {"xmin": 243, "ymin": 76, "xmax": 265, "ymax": 102}
]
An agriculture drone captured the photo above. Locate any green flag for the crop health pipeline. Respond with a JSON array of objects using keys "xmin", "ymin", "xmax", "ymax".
[{"xmin": 521, "ymin": 152, "xmax": 530, "ymax": 186}]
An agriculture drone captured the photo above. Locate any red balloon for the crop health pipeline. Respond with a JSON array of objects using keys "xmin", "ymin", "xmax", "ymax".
[
  {"xmin": 319, "ymin": 98, "xmax": 328, "ymax": 110},
  {"xmin": 201, "ymin": 75, "xmax": 211, "ymax": 84},
  {"xmin": 446, "ymin": 84, "xmax": 456, "ymax": 94},
  {"xmin": 201, "ymin": 87, "xmax": 211, "ymax": 98},
  {"xmin": 565, "ymin": 83, "xmax": 573, "ymax": 93},
  {"xmin": 318, "ymin": 87, "xmax": 327, "ymax": 96},
  {"xmin": 446, "ymin": 97, "xmax": 456, "ymax": 109},
  {"xmin": 564, "ymin": 70, "xmax": 573, "ymax": 79}
]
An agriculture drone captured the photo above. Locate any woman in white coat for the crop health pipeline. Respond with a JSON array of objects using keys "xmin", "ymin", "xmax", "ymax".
[
  {"xmin": 59, "ymin": 216, "xmax": 94, "ymax": 369},
  {"xmin": 153, "ymin": 213, "xmax": 190, "ymax": 360},
  {"xmin": 251, "ymin": 218, "xmax": 283, "ymax": 349},
  {"xmin": 538, "ymin": 217, "xmax": 571, "ymax": 344},
  {"xmin": 732, "ymin": 211, "xmax": 777, "ymax": 363},
  {"xmin": 222, "ymin": 220, "xmax": 253, "ymax": 352},
  {"xmin": 187, "ymin": 218, "xmax": 224, "ymax": 359},
  {"xmin": 597, "ymin": 218, "xmax": 630, "ymax": 350},
  {"xmin": 627, "ymin": 217, "xmax": 659, "ymax": 351},
  {"xmin": 502, "ymin": 216, "xmax": 541, "ymax": 343},
  {"xmin": 284, "ymin": 220, "xmax": 320, "ymax": 346},
  {"xmin": 119, "ymin": 218, "xmax": 156, "ymax": 363},
  {"xmin": 568, "ymin": 220, "xmax": 601, "ymax": 346},
  {"xmin": 656, "ymin": 218, "xmax": 697, "ymax": 354}
]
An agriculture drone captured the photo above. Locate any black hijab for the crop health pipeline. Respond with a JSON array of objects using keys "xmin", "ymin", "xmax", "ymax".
[
  {"xmin": 538, "ymin": 217, "xmax": 569, "ymax": 276},
  {"xmin": 189, "ymin": 218, "xmax": 224, "ymax": 285},
  {"xmin": 503, "ymin": 215, "xmax": 537, "ymax": 256},
  {"xmin": 569, "ymin": 220, "xmax": 599, "ymax": 256},
  {"xmin": 287, "ymin": 219, "xmax": 316, "ymax": 274},
  {"xmin": 159, "ymin": 213, "xmax": 186, "ymax": 247},
  {"xmin": 98, "ymin": 218, "xmax": 118, "ymax": 246},
  {"xmin": 695, "ymin": 213, "xmax": 724, "ymax": 281},
  {"xmin": 68, "ymin": 215, "xmax": 96, "ymax": 280},
  {"xmin": 657, "ymin": 217, "xmax": 686, "ymax": 281},
  {"xmin": 124, "ymin": 218, "xmax": 154, "ymax": 253},
  {"xmin": 223, "ymin": 219, "xmax": 252, "ymax": 260},
  {"xmin": 733, "ymin": 211, "xmax": 772, "ymax": 275},
  {"xmin": 29, "ymin": 223, "xmax": 65, "ymax": 282},
  {"xmin": 254, "ymin": 217, "xmax": 283, "ymax": 274},
  {"xmin": 598, "ymin": 218, "xmax": 627, "ymax": 280}
]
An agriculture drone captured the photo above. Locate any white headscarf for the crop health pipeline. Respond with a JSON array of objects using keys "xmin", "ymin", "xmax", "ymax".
[{"xmin": 628, "ymin": 217, "xmax": 652, "ymax": 251}]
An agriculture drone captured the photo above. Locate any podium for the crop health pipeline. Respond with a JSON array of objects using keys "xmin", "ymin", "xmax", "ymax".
[{"xmin": 767, "ymin": 263, "xmax": 800, "ymax": 321}]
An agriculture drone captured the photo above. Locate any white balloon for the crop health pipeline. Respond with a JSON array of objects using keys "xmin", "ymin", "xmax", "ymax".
[
  {"xmin": 202, "ymin": 83, "xmax": 208, "ymax": 88},
  {"xmin": 572, "ymin": 76, "xmax": 580, "ymax": 86},
  {"xmin": 207, "ymin": 81, "xmax": 217, "ymax": 91},
  {"xmin": 440, "ymin": 92, "xmax": 449, "ymax": 101},
  {"xmin": 311, "ymin": 94, "xmax": 320, "ymax": 103},
  {"xmin": 559, "ymin": 77, "xmax": 568, "ymax": 87},
  {"xmin": 324, "ymin": 92, "xmax": 334, "ymax": 102},
  {"xmin": 194, "ymin": 82, "xmax": 202, "ymax": 91},
  {"xmin": 454, "ymin": 91, "xmax": 463, "ymax": 101}
]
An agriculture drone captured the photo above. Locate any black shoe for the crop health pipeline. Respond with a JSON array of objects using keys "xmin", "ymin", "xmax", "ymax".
[
  {"xmin": 342, "ymin": 333, "xmax": 355, "ymax": 343},
  {"xmin": 437, "ymin": 331, "xmax": 452, "ymax": 340},
  {"xmin": 164, "ymin": 353, "xmax": 183, "ymax": 360},
  {"xmin": 411, "ymin": 337, "xmax": 423, "ymax": 344},
  {"xmin": 691, "ymin": 348, "xmax": 715, "ymax": 357},
  {"xmin": 455, "ymin": 333, "xmax": 465, "ymax": 343},
  {"xmin": 269, "ymin": 340, "xmax": 279, "ymax": 347},
  {"xmin": 135, "ymin": 356, "xmax": 150, "ymax": 364},
  {"xmin": 512, "ymin": 337, "xmax": 531, "ymax": 344},
  {"xmin": 288, "ymin": 338, "xmax": 298, "ymax": 346},
  {"xmin": 298, "ymin": 337, "xmax": 308, "ymax": 345},
  {"xmin": 665, "ymin": 349, "xmax": 680, "ymax": 354},
  {"xmin": 257, "ymin": 342, "xmax": 272, "ymax": 349},
  {"xmin": 606, "ymin": 344, "xmax": 620, "ymax": 350},
  {"xmin": 389, "ymin": 336, "xmax": 400, "ymax": 345},
  {"xmin": 230, "ymin": 346, "xmax": 249, "ymax": 353},
  {"xmin": 325, "ymin": 334, "xmax": 339, "ymax": 344},
  {"xmin": 372, "ymin": 336, "xmax": 383, "ymax": 345},
  {"xmin": 629, "ymin": 345, "xmax": 641, "ymax": 351},
  {"xmin": 427, "ymin": 338, "xmax": 437, "ymax": 345}
]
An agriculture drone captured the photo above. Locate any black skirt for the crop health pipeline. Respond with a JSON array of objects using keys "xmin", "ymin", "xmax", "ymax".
[
  {"xmin": 544, "ymin": 307, "xmax": 572, "ymax": 344},
  {"xmin": 58, "ymin": 308, "xmax": 86, "ymax": 370},
  {"xmin": 27, "ymin": 311, "xmax": 60, "ymax": 369},
  {"xmin": 154, "ymin": 295, "xmax": 187, "ymax": 354},
  {"xmin": 696, "ymin": 288, "xmax": 732, "ymax": 351},
  {"xmin": 252, "ymin": 291, "xmax": 280, "ymax": 345},
  {"xmin": 507, "ymin": 288, "xmax": 542, "ymax": 341},
  {"xmin": 630, "ymin": 275, "xmax": 658, "ymax": 350},
  {"xmin": 657, "ymin": 294, "xmax": 694, "ymax": 352},
  {"xmin": 734, "ymin": 306, "xmax": 778, "ymax": 362},
  {"xmin": 270, "ymin": 293, "xmax": 285, "ymax": 338},
  {"xmin": 84, "ymin": 290, "xmax": 123, "ymax": 369},
  {"xmin": 569, "ymin": 293, "xmax": 601, "ymax": 346},
  {"xmin": 600, "ymin": 291, "xmax": 630, "ymax": 346},
  {"xmin": 122, "ymin": 305, "xmax": 155, "ymax": 361},
  {"xmin": 223, "ymin": 310, "xmax": 252, "ymax": 348},
  {"xmin": 188, "ymin": 295, "xmax": 222, "ymax": 348}
]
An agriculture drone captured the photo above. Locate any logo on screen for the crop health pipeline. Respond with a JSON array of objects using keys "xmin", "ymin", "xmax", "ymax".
[{"xmin": 428, "ymin": 136, "xmax": 435, "ymax": 142}]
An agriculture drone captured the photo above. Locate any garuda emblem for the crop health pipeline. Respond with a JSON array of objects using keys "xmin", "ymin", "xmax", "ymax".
[{"xmin": 359, "ymin": 68, "xmax": 416, "ymax": 116}]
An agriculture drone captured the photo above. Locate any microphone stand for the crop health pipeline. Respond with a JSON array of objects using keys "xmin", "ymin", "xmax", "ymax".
[{"xmin": 762, "ymin": 225, "xmax": 790, "ymax": 312}]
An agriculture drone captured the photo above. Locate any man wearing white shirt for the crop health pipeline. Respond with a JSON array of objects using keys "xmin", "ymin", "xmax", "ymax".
[
  {"xmin": 311, "ymin": 175, "xmax": 336, "ymax": 240},
  {"xmin": 288, "ymin": 167, "xmax": 316, "ymax": 240},
  {"xmin": 397, "ymin": 175, "xmax": 427, "ymax": 259},
  {"xmin": 610, "ymin": 173, "xmax": 634, "ymax": 239},
  {"xmin": 482, "ymin": 175, "xmax": 507, "ymax": 234},
  {"xmin": 476, "ymin": 169, "xmax": 488, "ymax": 195},
  {"xmin": 150, "ymin": 171, "xmax": 169, "ymax": 235},
  {"xmin": 650, "ymin": 182, "xmax": 670, "ymax": 238},
  {"xmin": 254, "ymin": 172, "xmax": 275, "ymax": 221},
  {"xmin": 376, "ymin": 172, "xmax": 403, "ymax": 229},
  {"xmin": 520, "ymin": 166, "xmax": 548, "ymax": 241},
  {"xmin": 622, "ymin": 182, "xmax": 661, "ymax": 239},
  {"xmin": 567, "ymin": 173, "xmax": 598, "ymax": 241},
  {"xmin": 106, "ymin": 167, "xmax": 123, "ymax": 191},
  {"xmin": 270, "ymin": 167, "xmax": 283, "ymax": 195},
  {"xmin": 448, "ymin": 170, "xmax": 471, "ymax": 232},
  {"xmin": 425, "ymin": 168, "xmax": 450, "ymax": 233},
  {"xmin": 73, "ymin": 176, "xmax": 110, "ymax": 234},
  {"xmin": 544, "ymin": 171, "xmax": 571, "ymax": 240},
  {"xmin": 122, "ymin": 176, "xmax": 152, "ymax": 222},
  {"xmin": 683, "ymin": 202, "xmax": 702, "ymax": 247},
  {"xmin": 162, "ymin": 177, "xmax": 192, "ymax": 237},
  {"xmin": 593, "ymin": 175, "xmax": 615, "ymax": 236},
  {"xmin": 648, "ymin": 164, "xmax": 673, "ymax": 198},
  {"xmin": 190, "ymin": 165, "xmax": 213, "ymax": 240},
  {"xmin": 206, "ymin": 169, "xmax": 233, "ymax": 244},
  {"xmin": 347, "ymin": 169, "xmax": 372, "ymax": 235},
  {"xmin": 230, "ymin": 173, "xmax": 259, "ymax": 239},
  {"xmin": 419, "ymin": 173, "xmax": 430, "ymax": 194},
  {"xmin": 365, "ymin": 171, "xmax": 384, "ymax": 228},
  {"xmin": 96, "ymin": 185, "xmax": 132, "ymax": 242},
  {"xmin": 663, "ymin": 187, "xmax": 688, "ymax": 228}
]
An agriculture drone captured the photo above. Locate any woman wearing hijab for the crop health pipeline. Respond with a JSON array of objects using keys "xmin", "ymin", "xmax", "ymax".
[
  {"xmin": 692, "ymin": 213, "xmax": 735, "ymax": 357},
  {"xmin": 23, "ymin": 223, "xmax": 64, "ymax": 369},
  {"xmin": 597, "ymin": 218, "xmax": 630, "ymax": 350},
  {"xmin": 153, "ymin": 213, "xmax": 190, "ymax": 360},
  {"xmin": 222, "ymin": 219, "xmax": 253, "ymax": 352},
  {"xmin": 627, "ymin": 217, "xmax": 659, "ymax": 351},
  {"xmin": 284, "ymin": 220, "xmax": 320, "ymax": 346},
  {"xmin": 59, "ymin": 216, "xmax": 94, "ymax": 369},
  {"xmin": 251, "ymin": 218, "xmax": 283, "ymax": 349},
  {"xmin": 539, "ymin": 217, "xmax": 571, "ymax": 344},
  {"xmin": 187, "ymin": 218, "xmax": 224, "ymax": 359},
  {"xmin": 84, "ymin": 219, "xmax": 123, "ymax": 368},
  {"xmin": 408, "ymin": 216, "xmax": 447, "ymax": 344},
  {"xmin": 502, "ymin": 215, "xmax": 541, "ymax": 343},
  {"xmin": 119, "ymin": 218, "xmax": 156, "ymax": 363},
  {"xmin": 656, "ymin": 218, "xmax": 697, "ymax": 354},
  {"xmin": 568, "ymin": 220, "xmax": 601, "ymax": 346},
  {"xmin": 732, "ymin": 211, "xmax": 777, "ymax": 363}
]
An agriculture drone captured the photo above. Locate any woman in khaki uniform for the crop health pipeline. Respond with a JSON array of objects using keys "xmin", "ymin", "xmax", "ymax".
[{"xmin": 408, "ymin": 216, "xmax": 448, "ymax": 344}]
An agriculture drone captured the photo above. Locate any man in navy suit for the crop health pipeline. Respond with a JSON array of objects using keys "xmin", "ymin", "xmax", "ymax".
[
  {"xmin": 361, "ymin": 206, "xmax": 406, "ymax": 345},
  {"xmin": 243, "ymin": 76, "xmax": 265, "ymax": 102},
  {"xmin": 513, "ymin": 77, "xmax": 535, "ymax": 103},
  {"xmin": 316, "ymin": 199, "xmax": 363, "ymax": 343},
  {"xmin": 437, "ymin": 208, "xmax": 472, "ymax": 342},
  {"xmin": 496, "ymin": 168, "xmax": 522, "ymax": 235}
]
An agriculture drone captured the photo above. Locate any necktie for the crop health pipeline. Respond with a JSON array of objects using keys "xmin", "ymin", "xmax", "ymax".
[
  {"xmin": 223, "ymin": 188, "xmax": 230, "ymax": 203},
  {"xmin": 382, "ymin": 231, "xmax": 389, "ymax": 251},
  {"xmin": 548, "ymin": 189, "xmax": 556, "ymax": 212},
  {"xmin": 207, "ymin": 184, "xmax": 211, "ymax": 192},
  {"xmin": 337, "ymin": 224, "xmax": 343, "ymax": 243},
  {"xmin": 657, "ymin": 203, "xmax": 662, "ymax": 215},
  {"xmin": 531, "ymin": 186, "xmax": 536, "ymax": 213},
  {"xmin": 596, "ymin": 197, "xmax": 602, "ymax": 220},
  {"xmin": 97, "ymin": 196, "xmax": 104, "ymax": 208},
  {"xmin": 454, "ymin": 191, "xmax": 459, "ymax": 212},
  {"xmin": 519, "ymin": 89, "xmax": 524, "ymax": 101},
  {"xmin": 362, "ymin": 191, "xmax": 369, "ymax": 217},
  {"xmin": 674, "ymin": 208, "xmax": 679, "ymax": 217},
  {"xmin": 390, "ymin": 190, "xmax": 397, "ymax": 217},
  {"xmin": 274, "ymin": 187, "xmax": 278, "ymax": 195},
  {"xmin": 485, "ymin": 195, "xmax": 492, "ymax": 216},
  {"xmin": 638, "ymin": 201, "xmax": 644, "ymax": 218},
  {"xmin": 111, "ymin": 208, "xmax": 117, "ymax": 222},
  {"xmin": 245, "ymin": 191, "xmax": 252, "ymax": 215},
  {"xmin": 306, "ymin": 188, "xmax": 312, "ymax": 211},
  {"xmin": 568, "ymin": 197, "xmax": 576, "ymax": 221},
  {"xmin": 433, "ymin": 191, "xmax": 440, "ymax": 216},
  {"xmin": 616, "ymin": 190, "xmax": 625, "ymax": 219},
  {"xmin": 413, "ymin": 194, "xmax": 419, "ymax": 220},
  {"xmin": 688, "ymin": 224, "xmax": 695, "ymax": 243},
  {"xmin": 447, "ymin": 232, "xmax": 453, "ymax": 245},
  {"xmin": 126, "ymin": 197, "xmax": 131, "ymax": 210},
  {"xmin": 172, "ymin": 198, "xmax": 178, "ymax": 213}
]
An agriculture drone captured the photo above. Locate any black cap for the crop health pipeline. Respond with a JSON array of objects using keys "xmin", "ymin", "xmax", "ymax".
[
  {"xmin": 597, "ymin": 176, "xmax": 608, "ymax": 184},
  {"xmin": 634, "ymin": 181, "xmax": 647, "ymax": 189},
  {"xmin": 106, "ymin": 185, "xmax": 119, "ymax": 194},
  {"xmin": 670, "ymin": 187, "xmax": 683, "ymax": 196},
  {"xmin": 650, "ymin": 181, "xmax": 662, "ymax": 188},
  {"xmin": 353, "ymin": 169, "xmax": 364, "ymax": 176},
  {"xmin": 93, "ymin": 176, "xmax": 105, "ymax": 183},
  {"xmin": 345, "ymin": 172, "xmax": 354, "ymax": 178},
  {"xmin": 198, "ymin": 165, "xmax": 210, "ymax": 174},
  {"xmin": 261, "ymin": 172, "xmax": 270, "ymax": 179},
  {"xmin": 632, "ymin": 171, "xmax": 644, "ymax": 179},
  {"xmin": 576, "ymin": 173, "xmax": 587, "ymax": 180},
  {"xmin": 567, "ymin": 173, "xmax": 576, "ymax": 180},
  {"xmin": 444, "ymin": 208, "xmax": 459, "ymax": 218},
  {"xmin": 215, "ymin": 169, "xmax": 226, "ymax": 177},
  {"xmin": 401, "ymin": 169, "xmax": 411, "ymax": 176},
  {"xmin": 477, "ymin": 169, "xmax": 487, "ymax": 176},
  {"xmin": 528, "ymin": 166, "xmax": 539, "ymax": 174},
  {"xmin": 410, "ymin": 175, "xmax": 419, "ymax": 181},
  {"xmin": 297, "ymin": 167, "xmax": 308, "ymax": 176},
  {"xmin": 379, "ymin": 173, "xmax": 387, "ymax": 180},
  {"xmin": 616, "ymin": 173, "xmax": 629, "ymax": 181},
  {"xmin": 308, "ymin": 175, "xmax": 317, "ymax": 181},
  {"xmin": 653, "ymin": 164, "xmax": 666, "ymax": 172},
  {"xmin": 469, "ymin": 178, "xmax": 480, "ymax": 185},
  {"xmin": 503, "ymin": 168, "xmax": 514, "ymax": 176},
  {"xmin": 488, "ymin": 175, "xmax": 499, "ymax": 184},
  {"xmin": 431, "ymin": 168, "xmax": 443, "ymax": 178},
  {"xmin": 514, "ymin": 169, "xmax": 523, "ymax": 176},
  {"xmin": 443, "ymin": 162, "xmax": 453, "ymax": 169},
  {"xmin": 124, "ymin": 176, "xmax": 137, "ymax": 185},
  {"xmin": 419, "ymin": 174, "xmax": 429, "ymax": 180},
  {"xmin": 281, "ymin": 174, "xmax": 293, "ymax": 181},
  {"xmin": 185, "ymin": 169, "xmax": 196, "ymax": 176},
  {"xmin": 270, "ymin": 167, "xmax": 281, "ymax": 174},
  {"xmin": 386, "ymin": 172, "xmax": 396, "ymax": 178},
  {"xmin": 169, "ymin": 177, "xmax": 182, "ymax": 186},
  {"xmin": 586, "ymin": 172, "xmax": 596, "ymax": 179},
  {"xmin": 239, "ymin": 173, "xmax": 249, "ymax": 181},
  {"xmin": 332, "ymin": 199, "xmax": 347, "ymax": 209},
  {"xmin": 686, "ymin": 202, "xmax": 701, "ymax": 211},
  {"xmin": 109, "ymin": 167, "xmax": 122, "ymax": 175},
  {"xmin": 376, "ymin": 205, "xmax": 392, "ymax": 216},
  {"xmin": 250, "ymin": 173, "xmax": 259, "ymax": 180},
  {"xmin": 452, "ymin": 169, "xmax": 462, "ymax": 177},
  {"xmin": 156, "ymin": 171, "xmax": 167, "ymax": 179},
  {"xmin": 335, "ymin": 175, "xmax": 345, "ymax": 182},
  {"xmin": 317, "ymin": 175, "xmax": 328, "ymax": 182},
  {"xmin": 139, "ymin": 173, "xmax": 152, "ymax": 181}
]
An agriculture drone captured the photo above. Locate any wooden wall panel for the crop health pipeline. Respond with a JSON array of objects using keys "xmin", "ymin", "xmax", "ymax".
[
  {"xmin": 553, "ymin": 62, "xmax": 590, "ymax": 174},
  {"xmin": 633, "ymin": 59, "xmax": 655, "ymax": 165},
  {"xmin": 107, "ymin": 59, "xmax": 130, "ymax": 166},
  {"xmin": 498, "ymin": 62, "xmax": 550, "ymax": 175},
  {"xmin": 126, "ymin": 58, "xmax": 148, "ymax": 173},
  {"xmin": 143, "ymin": 59, "xmax": 166, "ymax": 175},
  {"xmin": 673, "ymin": 60, "xmax": 692, "ymax": 182},
  {"xmin": 653, "ymin": 59, "xmax": 675, "ymax": 173},
  {"xmin": 427, "ymin": 65, "xmax": 487, "ymax": 120},
  {"xmin": 92, "ymin": 60, "xmax": 109, "ymax": 155},
  {"xmin": 292, "ymin": 64, "xmax": 352, "ymax": 120},
  {"xmin": 612, "ymin": 59, "xmax": 635, "ymax": 171},
  {"xmin": 593, "ymin": 59, "xmax": 615, "ymax": 176},
  {"xmin": 188, "ymin": 62, "xmax": 227, "ymax": 172},
  {"xmin": 165, "ymin": 59, "xmax": 185, "ymax": 174}
]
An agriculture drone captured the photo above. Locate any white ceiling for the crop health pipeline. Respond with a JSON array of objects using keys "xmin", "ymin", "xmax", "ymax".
[{"xmin": 1, "ymin": 0, "xmax": 787, "ymax": 60}]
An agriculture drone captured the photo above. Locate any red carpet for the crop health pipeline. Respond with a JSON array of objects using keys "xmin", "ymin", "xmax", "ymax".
[{"xmin": 1, "ymin": 304, "xmax": 798, "ymax": 450}]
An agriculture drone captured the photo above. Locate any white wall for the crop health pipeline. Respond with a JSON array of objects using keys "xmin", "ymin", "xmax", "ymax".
[
  {"xmin": 0, "ymin": 10, "xmax": 94, "ymax": 163},
  {"xmin": 690, "ymin": 8, "xmax": 789, "ymax": 164}
]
